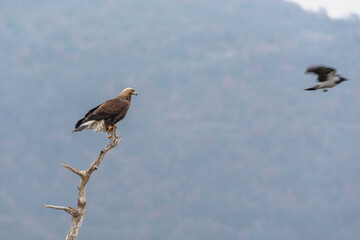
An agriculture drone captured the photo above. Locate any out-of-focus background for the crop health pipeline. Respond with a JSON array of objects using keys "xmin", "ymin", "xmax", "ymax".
[{"xmin": 1, "ymin": 0, "xmax": 360, "ymax": 239}]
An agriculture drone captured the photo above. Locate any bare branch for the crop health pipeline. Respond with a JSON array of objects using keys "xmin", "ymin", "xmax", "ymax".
[
  {"xmin": 42, "ymin": 205, "xmax": 78, "ymax": 217},
  {"xmin": 43, "ymin": 128, "xmax": 122, "ymax": 240},
  {"xmin": 61, "ymin": 163, "xmax": 85, "ymax": 177},
  {"xmin": 88, "ymin": 128, "xmax": 122, "ymax": 173}
]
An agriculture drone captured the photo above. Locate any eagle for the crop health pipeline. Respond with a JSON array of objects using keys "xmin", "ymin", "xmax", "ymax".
[
  {"xmin": 73, "ymin": 88, "xmax": 137, "ymax": 134},
  {"xmin": 305, "ymin": 65, "xmax": 348, "ymax": 92}
]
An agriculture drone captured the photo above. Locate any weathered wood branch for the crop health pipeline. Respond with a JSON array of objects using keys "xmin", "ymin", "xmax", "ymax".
[
  {"xmin": 43, "ymin": 127, "xmax": 122, "ymax": 240},
  {"xmin": 42, "ymin": 205, "xmax": 78, "ymax": 217},
  {"xmin": 61, "ymin": 164, "xmax": 85, "ymax": 178}
]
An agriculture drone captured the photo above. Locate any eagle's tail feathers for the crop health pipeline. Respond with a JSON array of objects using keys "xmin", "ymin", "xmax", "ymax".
[
  {"xmin": 305, "ymin": 87, "xmax": 317, "ymax": 91},
  {"xmin": 73, "ymin": 120, "xmax": 95, "ymax": 133},
  {"xmin": 75, "ymin": 118, "xmax": 85, "ymax": 129}
]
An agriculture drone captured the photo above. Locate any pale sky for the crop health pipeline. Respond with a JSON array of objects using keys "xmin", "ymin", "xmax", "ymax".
[{"xmin": 285, "ymin": 0, "xmax": 360, "ymax": 18}]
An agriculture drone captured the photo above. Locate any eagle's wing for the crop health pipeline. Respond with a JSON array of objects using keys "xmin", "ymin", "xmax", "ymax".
[
  {"xmin": 305, "ymin": 66, "xmax": 336, "ymax": 82},
  {"xmin": 92, "ymin": 98, "xmax": 130, "ymax": 119},
  {"xmin": 74, "ymin": 98, "xmax": 129, "ymax": 129},
  {"xmin": 74, "ymin": 104, "xmax": 101, "ymax": 129},
  {"xmin": 83, "ymin": 104, "xmax": 101, "ymax": 119}
]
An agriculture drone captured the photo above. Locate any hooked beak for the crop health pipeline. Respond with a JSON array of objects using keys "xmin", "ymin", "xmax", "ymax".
[{"xmin": 133, "ymin": 91, "xmax": 138, "ymax": 96}]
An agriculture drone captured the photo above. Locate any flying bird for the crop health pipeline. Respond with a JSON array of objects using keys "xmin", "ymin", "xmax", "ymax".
[
  {"xmin": 73, "ymin": 88, "xmax": 137, "ymax": 135},
  {"xmin": 305, "ymin": 65, "xmax": 348, "ymax": 92}
]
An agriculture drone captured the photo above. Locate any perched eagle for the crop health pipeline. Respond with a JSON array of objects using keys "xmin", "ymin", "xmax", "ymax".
[
  {"xmin": 305, "ymin": 65, "xmax": 348, "ymax": 92},
  {"xmin": 73, "ymin": 88, "xmax": 137, "ymax": 133}
]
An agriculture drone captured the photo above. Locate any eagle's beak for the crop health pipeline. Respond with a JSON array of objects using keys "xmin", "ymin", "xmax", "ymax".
[{"xmin": 133, "ymin": 91, "xmax": 138, "ymax": 96}]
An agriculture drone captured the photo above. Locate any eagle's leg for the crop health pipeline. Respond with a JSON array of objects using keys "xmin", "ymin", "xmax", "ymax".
[
  {"xmin": 107, "ymin": 126, "xmax": 113, "ymax": 139},
  {"xmin": 107, "ymin": 125, "xmax": 118, "ymax": 139},
  {"xmin": 323, "ymin": 89, "xmax": 328, "ymax": 92}
]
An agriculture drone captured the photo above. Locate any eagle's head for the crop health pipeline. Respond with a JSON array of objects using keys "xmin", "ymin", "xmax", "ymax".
[{"xmin": 119, "ymin": 88, "xmax": 138, "ymax": 97}]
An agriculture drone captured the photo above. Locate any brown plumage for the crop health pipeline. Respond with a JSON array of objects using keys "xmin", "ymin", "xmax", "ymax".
[{"xmin": 73, "ymin": 88, "xmax": 137, "ymax": 133}]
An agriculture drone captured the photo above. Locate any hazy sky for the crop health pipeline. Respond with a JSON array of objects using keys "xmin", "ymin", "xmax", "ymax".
[{"xmin": 285, "ymin": 0, "xmax": 360, "ymax": 18}]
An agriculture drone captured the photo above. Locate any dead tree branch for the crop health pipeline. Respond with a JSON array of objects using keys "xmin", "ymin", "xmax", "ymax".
[{"xmin": 43, "ymin": 127, "xmax": 122, "ymax": 240}]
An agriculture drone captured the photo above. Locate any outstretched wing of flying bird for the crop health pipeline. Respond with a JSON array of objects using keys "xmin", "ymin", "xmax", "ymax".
[{"xmin": 305, "ymin": 66, "xmax": 336, "ymax": 82}]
